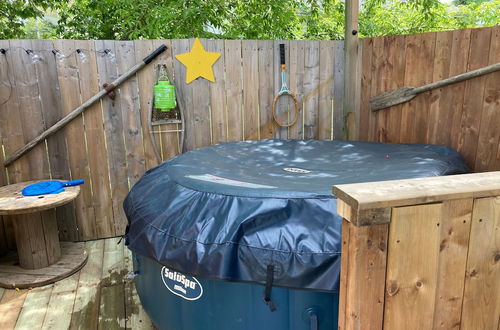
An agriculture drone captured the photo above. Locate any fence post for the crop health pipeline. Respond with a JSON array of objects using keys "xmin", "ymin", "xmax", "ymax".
[{"xmin": 344, "ymin": 0, "xmax": 361, "ymax": 140}]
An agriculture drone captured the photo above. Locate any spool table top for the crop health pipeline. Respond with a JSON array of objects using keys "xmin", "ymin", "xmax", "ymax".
[{"xmin": 0, "ymin": 180, "xmax": 80, "ymax": 215}]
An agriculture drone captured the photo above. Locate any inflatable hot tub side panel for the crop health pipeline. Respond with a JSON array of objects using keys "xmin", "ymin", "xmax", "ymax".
[{"xmin": 132, "ymin": 252, "xmax": 339, "ymax": 330}]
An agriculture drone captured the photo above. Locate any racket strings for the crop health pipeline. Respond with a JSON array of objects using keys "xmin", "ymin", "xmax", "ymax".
[{"xmin": 273, "ymin": 92, "xmax": 299, "ymax": 127}]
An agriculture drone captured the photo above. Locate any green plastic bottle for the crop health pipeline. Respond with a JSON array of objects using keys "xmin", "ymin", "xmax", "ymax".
[{"xmin": 154, "ymin": 80, "xmax": 176, "ymax": 111}]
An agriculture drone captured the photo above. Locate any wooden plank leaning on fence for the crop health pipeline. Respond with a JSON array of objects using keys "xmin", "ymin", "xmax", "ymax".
[{"xmin": 334, "ymin": 172, "xmax": 500, "ymax": 330}]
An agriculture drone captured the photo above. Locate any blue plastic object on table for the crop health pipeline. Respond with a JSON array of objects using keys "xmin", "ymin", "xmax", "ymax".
[{"xmin": 22, "ymin": 180, "xmax": 84, "ymax": 196}]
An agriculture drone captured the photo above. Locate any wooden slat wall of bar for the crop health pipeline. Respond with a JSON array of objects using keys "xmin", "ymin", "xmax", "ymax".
[
  {"xmin": 359, "ymin": 26, "xmax": 500, "ymax": 171},
  {"xmin": 0, "ymin": 39, "xmax": 344, "ymax": 242},
  {"xmin": 335, "ymin": 173, "xmax": 500, "ymax": 330}
]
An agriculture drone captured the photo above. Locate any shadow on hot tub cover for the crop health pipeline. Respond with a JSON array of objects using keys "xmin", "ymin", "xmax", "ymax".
[{"xmin": 124, "ymin": 139, "xmax": 469, "ymax": 292}]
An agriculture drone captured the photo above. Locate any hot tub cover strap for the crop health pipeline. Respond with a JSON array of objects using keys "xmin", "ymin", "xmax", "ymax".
[{"xmin": 124, "ymin": 139, "xmax": 468, "ymax": 292}]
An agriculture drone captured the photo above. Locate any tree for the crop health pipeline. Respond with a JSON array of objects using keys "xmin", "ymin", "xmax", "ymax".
[
  {"xmin": 1, "ymin": 0, "xmax": 499, "ymax": 40},
  {"xmin": 0, "ymin": 0, "xmax": 60, "ymax": 39}
]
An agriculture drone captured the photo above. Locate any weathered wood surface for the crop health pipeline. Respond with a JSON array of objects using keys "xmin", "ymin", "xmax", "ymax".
[
  {"xmin": 361, "ymin": 26, "xmax": 500, "ymax": 171},
  {"xmin": 0, "ymin": 242, "xmax": 87, "ymax": 289},
  {"xmin": 333, "ymin": 171, "xmax": 500, "ymax": 218},
  {"xmin": 12, "ymin": 210, "xmax": 61, "ymax": 269},
  {"xmin": 0, "ymin": 237, "xmax": 154, "ymax": 329},
  {"xmin": 383, "ymin": 203, "xmax": 442, "ymax": 329},
  {"xmin": 336, "ymin": 173, "xmax": 500, "ymax": 330},
  {"xmin": 370, "ymin": 62, "xmax": 500, "ymax": 111},
  {"xmin": 344, "ymin": 0, "xmax": 360, "ymax": 140},
  {"xmin": 0, "ymin": 181, "xmax": 80, "ymax": 215},
  {"xmin": 0, "ymin": 38, "xmax": 342, "ymax": 241},
  {"xmin": 338, "ymin": 220, "xmax": 388, "ymax": 330},
  {"xmin": 461, "ymin": 197, "xmax": 500, "ymax": 330},
  {"xmin": 0, "ymin": 28, "xmax": 496, "ymax": 244}
]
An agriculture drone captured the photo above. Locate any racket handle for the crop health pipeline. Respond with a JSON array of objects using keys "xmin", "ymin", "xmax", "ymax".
[
  {"xmin": 280, "ymin": 44, "xmax": 285, "ymax": 65},
  {"xmin": 64, "ymin": 179, "xmax": 84, "ymax": 187}
]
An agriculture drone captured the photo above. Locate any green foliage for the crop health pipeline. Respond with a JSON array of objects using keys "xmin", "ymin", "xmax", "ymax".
[
  {"xmin": 52, "ymin": 0, "xmax": 346, "ymax": 40},
  {"xmin": 451, "ymin": 0, "xmax": 500, "ymax": 28},
  {"xmin": 359, "ymin": 0, "xmax": 500, "ymax": 37},
  {"xmin": 360, "ymin": 1, "xmax": 455, "ymax": 36},
  {"xmin": 1, "ymin": 0, "xmax": 499, "ymax": 40},
  {"xmin": 0, "ymin": 0, "xmax": 59, "ymax": 39}
]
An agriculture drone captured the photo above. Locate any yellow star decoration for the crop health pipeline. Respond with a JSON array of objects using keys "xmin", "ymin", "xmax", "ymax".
[{"xmin": 175, "ymin": 38, "xmax": 221, "ymax": 84}]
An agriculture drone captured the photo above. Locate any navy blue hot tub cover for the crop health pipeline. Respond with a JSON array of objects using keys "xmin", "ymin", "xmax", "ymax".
[{"xmin": 124, "ymin": 139, "xmax": 468, "ymax": 292}]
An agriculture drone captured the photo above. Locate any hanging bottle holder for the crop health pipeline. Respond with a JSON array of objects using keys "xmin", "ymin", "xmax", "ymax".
[
  {"xmin": 154, "ymin": 65, "xmax": 177, "ymax": 112},
  {"xmin": 148, "ymin": 64, "xmax": 185, "ymax": 163}
]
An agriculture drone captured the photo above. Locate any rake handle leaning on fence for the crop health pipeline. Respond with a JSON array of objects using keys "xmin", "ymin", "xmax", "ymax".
[
  {"xmin": 370, "ymin": 62, "xmax": 500, "ymax": 111},
  {"xmin": 3, "ymin": 44, "xmax": 168, "ymax": 167}
]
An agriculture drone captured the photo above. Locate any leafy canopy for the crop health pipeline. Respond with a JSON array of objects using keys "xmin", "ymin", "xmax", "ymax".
[
  {"xmin": 0, "ymin": 0, "xmax": 59, "ymax": 39},
  {"xmin": 3, "ymin": 0, "xmax": 500, "ymax": 40}
]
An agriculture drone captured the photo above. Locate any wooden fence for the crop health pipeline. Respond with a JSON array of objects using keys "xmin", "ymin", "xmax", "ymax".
[
  {"xmin": 360, "ymin": 25, "xmax": 500, "ymax": 172},
  {"xmin": 0, "ymin": 39, "xmax": 345, "ymax": 243},
  {"xmin": 0, "ymin": 26, "xmax": 498, "ymax": 244},
  {"xmin": 334, "ymin": 172, "xmax": 500, "ymax": 330}
]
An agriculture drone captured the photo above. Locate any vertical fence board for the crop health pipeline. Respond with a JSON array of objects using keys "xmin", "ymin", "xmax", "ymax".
[
  {"xmin": 448, "ymin": 29, "xmax": 473, "ymax": 151},
  {"xmin": 414, "ymin": 33, "xmax": 436, "ymax": 144},
  {"xmin": 427, "ymin": 31, "xmax": 453, "ymax": 145},
  {"xmin": 288, "ymin": 40, "xmax": 305, "ymax": 140},
  {"xmin": 33, "ymin": 39, "xmax": 77, "ymax": 241},
  {"xmin": 75, "ymin": 40, "xmax": 114, "ymax": 239},
  {"xmin": 242, "ymin": 40, "xmax": 260, "ymax": 140},
  {"xmin": 0, "ymin": 40, "xmax": 30, "ymax": 249},
  {"xmin": 115, "ymin": 41, "xmax": 147, "ymax": 189},
  {"xmin": 94, "ymin": 39, "xmax": 127, "ymax": 237},
  {"xmin": 207, "ymin": 39, "xmax": 227, "ymax": 144},
  {"xmin": 457, "ymin": 27, "xmax": 493, "ymax": 168},
  {"xmin": 9, "ymin": 40, "xmax": 50, "ymax": 180},
  {"xmin": 461, "ymin": 196, "xmax": 500, "ymax": 330},
  {"xmin": 342, "ymin": 222, "xmax": 389, "ymax": 330},
  {"xmin": 224, "ymin": 40, "xmax": 243, "ymax": 142},
  {"xmin": 398, "ymin": 34, "xmax": 421, "ymax": 144},
  {"xmin": 369, "ymin": 37, "xmax": 384, "ymax": 142},
  {"xmin": 54, "ymin": 39, "xmax": 95, "ymax": 240},
  {"xmin": 432, "ymin": 199, "xmax": 473, "ymax": 329},
  {"xmin": 32, "ymin": 40, "xmax": 70, "ymax": 181},
  {"xmin": 134, "ymin": 40, "xmax": 159, "ymax": 168},
  {"xmin": 318, "ymin": 41, "xmax": 335, "ymax": 140},
  {"xmin": 333, "ymin": 41, "xmax": 345, "ymax": 140},
  {"xmin": 384, "ymin": 203, "xmax": 442, "ymax": 330},
  {"xmin": 474, "ymin": 28, "xmax": 500, "ymax": 171},
  {"xmin": 258, "ymin": 40, "xmax": 275, "ymax": 139},
  {"xmin": 172, "ymin": 39, "xmax": 195, "ymax": 151},
  {"xmin": 0, "ymin": 41, "xmax": 9, "ymax": 251},
  {"xmin": 383, "ymin": 35, "xmax": 406, "ymax": 144},
  {"xmin": 303, "ymin": 41, "xmax": 320, "ymax": 140},
  {"xmin": 0, "ymin": 42, "xmax": 14, "ymax": 251},
  {"xmin": 358, "ymin": 38, "xmax": 373, "ymax": 141},
  {"xmin": 190, "ymin": 39, "xmax": 212, "ymax": 149},
  {"xmin": 373, "ymin": 36, "xmax": 393, "ymax": 143}
]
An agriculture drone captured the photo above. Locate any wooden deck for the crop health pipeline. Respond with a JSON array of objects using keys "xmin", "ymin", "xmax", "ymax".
[{"xmin": 0, "ymin": 238, "xmax": 154, "ymax": 329}]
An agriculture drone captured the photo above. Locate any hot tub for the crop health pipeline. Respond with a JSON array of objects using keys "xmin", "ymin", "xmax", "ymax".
[{"xmin": 124, "ymin": 139, "xmax": 468, "ymax": 330}]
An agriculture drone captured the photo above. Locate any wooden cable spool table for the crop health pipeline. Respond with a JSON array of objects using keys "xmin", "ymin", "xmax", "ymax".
[{"xmin": 0, "ymin": 181, "xmax": 88, "ymax": 289}]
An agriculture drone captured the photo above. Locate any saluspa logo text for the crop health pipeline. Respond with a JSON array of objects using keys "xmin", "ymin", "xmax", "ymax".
[{"xmin": 161, "ymin": 266, "xmax": 203, "ymax": 301}]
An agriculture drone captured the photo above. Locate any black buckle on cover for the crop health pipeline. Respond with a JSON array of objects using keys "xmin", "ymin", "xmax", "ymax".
[{"xmin": 264, "ymin": 264, "xmax": 277, "ymax": 312}]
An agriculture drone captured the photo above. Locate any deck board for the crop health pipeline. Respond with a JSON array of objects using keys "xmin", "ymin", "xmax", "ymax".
[{"xmin": 0, "ymin": 238, "xmax": 154, "ymax": 329}]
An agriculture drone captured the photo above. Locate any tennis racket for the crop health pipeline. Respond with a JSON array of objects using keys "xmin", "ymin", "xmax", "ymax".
[{"xmin": 272, "ymin": 44, "xmax": 300, "ymax": 127}]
